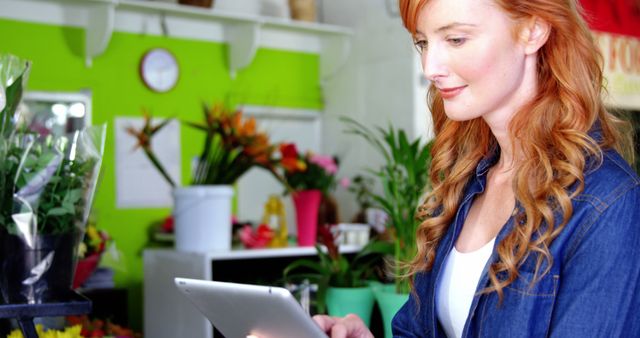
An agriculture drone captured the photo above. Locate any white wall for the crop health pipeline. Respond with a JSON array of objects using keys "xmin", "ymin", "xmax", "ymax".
[
  {"xmin": 234, "ymin": 0, "xmax": 435, "ymax": 225},
  {"xmin": 320, "ymin": 0, "xmax": 433, "ymax": 222}
]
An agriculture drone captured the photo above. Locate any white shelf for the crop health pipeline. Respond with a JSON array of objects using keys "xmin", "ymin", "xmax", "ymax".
[
  {"xmin": 0, "ymin": 0, "xmax": 353, "ymax": 79},
  {"xmin": 146, "ymin": 244, "xmax": 363, "ymax": 261}
]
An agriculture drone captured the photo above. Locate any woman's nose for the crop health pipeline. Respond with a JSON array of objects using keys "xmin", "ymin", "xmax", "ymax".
[{"xmin": 422, "ymin": 47, "xmax": 448, "ymax": 82}]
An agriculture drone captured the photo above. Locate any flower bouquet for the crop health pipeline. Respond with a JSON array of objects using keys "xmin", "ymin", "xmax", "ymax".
[
  {"xmin": 0, "ymin": 53, "xmax": 106, "ymax": 303},
  {"xmin": 7, "ymin": 324, "xmax": 83, "ymax": 338},
  {"xmin": 277, "ymin": 143, "xmax": 339, "ymax": 246},
  {"xmin": 278, "ymin": 143, "xmax": 338, "ymax": 194},
  {"xmin": 73, "ymin": 223, "xmax": 110, "ymax": 289},
  {"xmin": 126, "ymin": 103, "xmax": 283, "ymax": 252},
  {"xmin": 66, "ymin": 315, "xmax": 142, "ymax": 338}
]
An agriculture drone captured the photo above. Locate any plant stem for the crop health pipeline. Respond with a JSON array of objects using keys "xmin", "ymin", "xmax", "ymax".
[{"xmin": 144, "ymin": 148, "xmax": 175, "ymax": 187}]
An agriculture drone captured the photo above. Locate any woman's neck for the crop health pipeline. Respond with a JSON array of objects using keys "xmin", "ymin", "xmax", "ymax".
[{"xmin": 488, "ymin": 123, "xmax": 517, "ymax": 172}]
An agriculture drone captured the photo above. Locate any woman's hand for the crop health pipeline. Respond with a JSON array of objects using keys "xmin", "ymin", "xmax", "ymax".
[{"xmin": 313, "ymin": 314, "xmax": 374, "ymax": 338}]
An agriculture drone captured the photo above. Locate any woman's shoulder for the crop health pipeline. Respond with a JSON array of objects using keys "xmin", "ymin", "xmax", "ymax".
[{"xmin": 579, "ymin": 148, "xmax": 640, "ymax": 208}]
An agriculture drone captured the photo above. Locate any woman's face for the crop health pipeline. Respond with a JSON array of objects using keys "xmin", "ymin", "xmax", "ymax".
[{"xmin": 415, "ymin": 0, "xmax": 536, "ymax": 125}]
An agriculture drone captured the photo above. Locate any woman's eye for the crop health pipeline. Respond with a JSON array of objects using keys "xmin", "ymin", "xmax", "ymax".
[
  {"xmin": 414, "ymin": 40, "xmax": 428, "ymax": 54},
  {"xmin": 447, "ymin": 37, "xmax": 466, "ymax": 46}
]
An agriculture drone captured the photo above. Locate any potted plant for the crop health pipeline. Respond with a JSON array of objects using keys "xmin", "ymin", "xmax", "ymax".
[
  {"xmin": 276, "ymin": 143, "xmax": 339, "ymax": 246},
  {"xmin": 0, "ymin": 53, "xmax": 106, "ymax": 304},
  {"xmin": 283, "ymin": 224, "xmax": 393, "ymax": 325},
  {"xmin": 127, "ymin": 103, "xmax": 282, "ymax": 252},
  {"xmin": 342, "ymin": 116, "xmax": 433, "ymax": 338}
]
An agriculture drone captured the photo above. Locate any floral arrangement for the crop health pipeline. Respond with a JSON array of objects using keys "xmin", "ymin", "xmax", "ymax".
[
  {"xmin": 126, "ymin": 103, "xmax": 282, "ymax": 187},
  {"xmin": 77, "ymin": 223, "xmax": 110, "ymax": 259},
  {"xmin": 283, "ymin": 224, "xmax": 392, "ymax": 313},
  {"xmin": 7, "ymin": 324, "xmax": 83, "ymax": 338},
  {"xmin": 66, "ymin": 315, "xmax": 141, "ymax": 338},
  {"xmin": 73, "ymin": 222, "xmax": 112, "ymax": 289},
  {"xmin": 278, "ymin": 143, "xmax": 338, "ymax": 195},
  {"xmin": 238, "ymin": 223, "xmax": 274, "ymax": 249},
  {"xmin": 0, "ymin": 53, "xmax": 106, "ymax": 236},
  {"xmin": 6, "ymin": 316, "xmax": 141, "ymax": 338},
  {"xmin": 0, "ymin": 53, "xmax": 106, "ymax": 304}
]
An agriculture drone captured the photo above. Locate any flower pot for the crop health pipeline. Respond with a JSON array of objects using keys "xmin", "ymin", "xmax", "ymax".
[
  {"xmin": 173, "ymin": 185, "xmax": 234, "ymax": 252},
  {"xmin": 371, "ymin": 282, "xmax": 409, "ymax": 338},
  {"xmin": 0, "ymin": 232, "xmax": 80, "ymax": 304},
  {"xmin": 178, "ymin": 0, "xmax": 214, "ymax": 8},
  {"xmin": 289, "ymin": 0, "xmax": 317, "ymax": 22},
  {"xmin": 292, "ymin": 189, "xmax": 322, "ymax": 246},
  {"xmin": 326, "ymin": 286, "xmax": 375, "ymax": 327}
]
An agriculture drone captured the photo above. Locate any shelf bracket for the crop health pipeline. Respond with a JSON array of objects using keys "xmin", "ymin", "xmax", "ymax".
[
  {"xmin": 85, "ymin": 1, "xmax": 115, "ymax": 68},
  {"xmin": 320, "ymin": 34, "xmax": 351, "ymax": 82},
  {"xmin": 224, "ymin": 22, "xmax": 261, "ymax": 79}
]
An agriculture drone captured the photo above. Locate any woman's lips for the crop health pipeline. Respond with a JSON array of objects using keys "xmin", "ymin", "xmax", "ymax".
[{"xmin": 438, "ymin": 85, "xmax": 466, "ymax": 99}]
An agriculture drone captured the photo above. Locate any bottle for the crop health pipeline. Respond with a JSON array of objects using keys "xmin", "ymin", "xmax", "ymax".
[{"xmin": 262, "ymin": 195, "xmax": 288, "ymax": 248}]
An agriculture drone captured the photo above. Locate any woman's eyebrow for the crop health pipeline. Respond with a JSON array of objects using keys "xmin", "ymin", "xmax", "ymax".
[
  {"xmin": 416, "ymin": 22, "xmax": 476, "ymax": 37},
  {"xmin": 436, "ymin": 22, "xmax": 477, "ymax": 32}
]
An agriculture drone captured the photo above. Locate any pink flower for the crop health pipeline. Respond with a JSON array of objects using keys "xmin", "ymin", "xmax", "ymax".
[
  {"xmin": 239, "ymin": 224, "xmax": 274, "ymax": 249},
  {"xmin": 310, "ymin": 154, "xmax": 337, "ymax": 174},
  {"xmin": 339, "ymin": 177, "xmax": 351, "ymax": 188}
]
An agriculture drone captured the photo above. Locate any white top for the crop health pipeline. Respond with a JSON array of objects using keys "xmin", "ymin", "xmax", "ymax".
[{"xmin": 436, "ymin": 238, "xmax": 496, "ymax": 338}]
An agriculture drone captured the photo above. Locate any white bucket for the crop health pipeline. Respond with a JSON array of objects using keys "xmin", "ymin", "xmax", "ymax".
[{"xmin": 173, "ymin": 185, "xmax": 234, "ymax": 252}]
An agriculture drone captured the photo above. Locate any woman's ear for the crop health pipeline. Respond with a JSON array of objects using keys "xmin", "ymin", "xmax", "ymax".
[{"xmin": 521, "ymin": 17, "xmax": 551, "ymax": 55}]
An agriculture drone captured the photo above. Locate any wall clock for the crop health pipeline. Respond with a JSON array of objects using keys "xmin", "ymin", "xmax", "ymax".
[{"xmin": 139, "ymin": 48, "xmax": 179, "ymax": 93}]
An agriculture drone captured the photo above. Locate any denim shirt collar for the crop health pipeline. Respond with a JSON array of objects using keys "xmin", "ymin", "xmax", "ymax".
[{"xmin": 475, "ymin": 145, "xmax": 500, "ymax": 178}]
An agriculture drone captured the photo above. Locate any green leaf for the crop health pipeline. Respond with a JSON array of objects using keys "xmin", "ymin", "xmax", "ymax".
[
  {"xmin": 36, "ymin": 151, "xmax": 57, "ymax": 168},
  {"xmin": 47, "ymin": 207, "xmax": 70, "ymax": 216},
  {"xmin": 63, "ymin": 189, "xmax": 83, "ymax": 205},
  {"xmin": 283, "ymin": 259, "xmax": 326, "ymax": 276},
  {"xmin": 1, "ymin": 72, "xmax": 25, "ymax": 137},
  {"xmin": 340, "ymin": 116, "xmax": 434, "ymax": 289}
]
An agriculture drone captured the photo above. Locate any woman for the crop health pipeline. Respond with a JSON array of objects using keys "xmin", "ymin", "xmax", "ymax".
[{"xmin": 314, "ymin": 0, "xmax": 640, "ymax": 337}]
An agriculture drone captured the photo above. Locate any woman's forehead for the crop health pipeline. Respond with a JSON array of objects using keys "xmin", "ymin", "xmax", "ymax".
[{"xmin": 416, "ymin": 0, "xmax": 506, "ymax": 34}]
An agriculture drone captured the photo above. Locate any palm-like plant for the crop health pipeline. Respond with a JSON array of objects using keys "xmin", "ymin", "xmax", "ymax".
[{"xmin": 342, "ymin": 116, "xmax": 433, "ymax": 293}]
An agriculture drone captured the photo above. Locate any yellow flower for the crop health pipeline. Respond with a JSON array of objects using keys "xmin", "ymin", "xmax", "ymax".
[
  {"xmin": 9, "ymin": 324, "xmax": 83, "ymax": 338},
  {"xmin": 86, "ymin": 225, "xmax": 101, "ymax": 242}
]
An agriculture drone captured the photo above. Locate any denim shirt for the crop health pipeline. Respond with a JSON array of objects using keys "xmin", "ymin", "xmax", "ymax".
[{"xmin": 392, "ymin": 148, "xmax": 640, "ymax": 337}]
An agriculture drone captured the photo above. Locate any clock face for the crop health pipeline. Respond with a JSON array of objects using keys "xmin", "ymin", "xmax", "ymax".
[{"xmin": 140, "ymin": 48, "xmax": 179, "ymax": 93}]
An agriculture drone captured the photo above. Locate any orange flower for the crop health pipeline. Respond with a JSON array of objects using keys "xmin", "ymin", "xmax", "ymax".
[
  {"xmin": 131, "ymin": 102, "xmax": 287, "ymax": 187},
  {"xmin": 244, "ymin": 133, "xmax": 273, "ymax": 165},
  {"xmin": 281, "ymin": 157, "xmax": 305, "ymax": 172}
]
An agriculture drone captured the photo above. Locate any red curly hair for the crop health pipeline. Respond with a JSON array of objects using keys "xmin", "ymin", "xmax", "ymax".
[{"xmin": 399, "ymin": 0, "xmax": 631, "ymax": 300}]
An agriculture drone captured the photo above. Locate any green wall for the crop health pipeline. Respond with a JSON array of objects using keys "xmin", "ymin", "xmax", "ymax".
[{"xmin": 0, "ymin": 18, "xmax": 321, "ymax": 331}]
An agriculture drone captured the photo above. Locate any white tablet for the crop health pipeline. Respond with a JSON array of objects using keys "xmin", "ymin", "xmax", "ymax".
[{"xmin": 174, "ymin": 277, "xmax": 328, "ymax": 338}]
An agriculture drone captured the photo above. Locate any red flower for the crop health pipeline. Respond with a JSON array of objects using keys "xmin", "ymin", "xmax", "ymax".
[
  {"xmin": 280, "ymin": 143, "xmax": 299, "ymax": 158},
  {"xmin": 162, "ymin": 215, "xmax": 174, "ymax": 232},
  {"xmin": 279, "ymin": 143, "xmax": 307, "ymax": 173}
]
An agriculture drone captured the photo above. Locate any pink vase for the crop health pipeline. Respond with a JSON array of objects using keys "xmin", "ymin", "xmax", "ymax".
[{"xmin": 292, "ymin": 189, "xmax": 323, "ymax": 246}]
